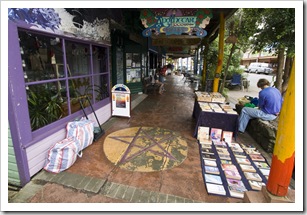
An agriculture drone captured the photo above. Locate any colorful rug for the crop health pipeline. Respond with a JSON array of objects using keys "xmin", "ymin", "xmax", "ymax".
[{"xmin": 103, "ymin": 127, "xmax": 188, "ymax": 172}]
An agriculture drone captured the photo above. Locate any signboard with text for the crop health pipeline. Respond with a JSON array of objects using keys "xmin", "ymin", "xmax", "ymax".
[{"xmin": 140, "ymin": 8, "xmax": 213, "ymax": 38}]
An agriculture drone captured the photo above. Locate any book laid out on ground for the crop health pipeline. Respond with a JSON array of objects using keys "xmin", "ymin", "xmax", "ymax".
[
  {"xmin": 244, "ymin": 148, "xmax": 261, "ymax": 155},
  {"xmin": 228, "ymin": 142, "xmax": 243, "ymax": 152},
  {"xmin": 206, "ymin": 183, "xmax": 226, "ymax": 196},
  {"xmin": 202, "ymin": 148, "xmax": 214, "ymax": 155},
  {"xmin": 200, "ymin": 143, "xmax": 212, "ymax": 149},
  {"xmin": 202, "ymin": 153, "xmax": 217, "ymax": 161},
  {"xmin": 216, "ymin": 148, "xmax": 229, "ymax": 155},
  {"xmin": 213, "ymin": 140, "xmax": 228, "ymax": 148},
  {"xmin": 220, "ymin": 159, "xmax": 232, "ymax": 165},
  {"xmin": 232, "ymin": 151, "xmax": 246, "ymax": 158},
  {"xmin": 249, "ymin": 154, "xmax": 266, "ymax": 162},
  {"xmin": 222, "ymin": 131, "xmax": 233, "ymax": 144},
  {"xmin": 248, "ymin": 180, "xmax": 266, "ymax": 191},
  {"xmin": 219, "ymin": 153, "xmax": 232, "ymax": 161},
  {"xmin": 221, "ymin": 164, "xmax": 238, "ymax": 172},
  {"xmin": 259, "ymin": 168, "xmax": 270, "ymax": 176},
  {"xmin": 203, "ymin": 159, "xmax": 217, "ymax": 167},
  {"xmin": 240, "ymin": 144, "xmax": 256, "ymax": 150},
  {"xmin": 224, "ymin": 169, "xmax": 242, "ymax": 180},
  {"xmin": 253, "ymin": 161, "xmax": 270, "ymax": 169},
  {"xmin": 239, "ymin": 164, "xmax": 257, "ymax": 173},
  {"xmin": 204, "ymin": 165, "xmax": 220, "ymax": 175},
  {"xmin": 226, "ymin": 178, "xmax": 245, "ymax": 188},
  {"xmin": 197, "ymin": 126, "xmax": 210, "ymax": 142},
  {"xmin": 244, "ymin": 172, "xmax": 263, "ymax": 182},
  {"xmin": 236, "ymin": 157, "xmax": 251, "ymax": 165},
  {"xmin": 228, "ymin": 184, "xmax": 247, "ymax": 199},
  {"xmin": 204, "ymin": 173, "xmax": 223, "ymax": 185},
  {"xmin": 210, "ymin": 128, "xmax": 222, "ymax": 141}
]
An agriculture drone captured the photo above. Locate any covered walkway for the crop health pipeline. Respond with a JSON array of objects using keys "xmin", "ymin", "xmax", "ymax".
[{"xmin": 9, "ymin": 74, "xmax": 287, "ymax": 208}]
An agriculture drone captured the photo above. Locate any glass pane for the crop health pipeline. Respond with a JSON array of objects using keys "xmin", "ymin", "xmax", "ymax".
[
  {"xmin": 18, "ymin": 30, "xmax": 64, "ymax": 83},
  {"xmin": 26, "ymin": 82, "xmax": 67, "ymax": 131},
  {"xmin": 68, "ymin": 77, "xmax": 92, "ymax": 113},
  {"xmin": 92, "ymin": 45, "xmax": 108, "ymax": 74},
  {"xmin": 92, "ymin": 74, "xmax": 109, "ymax": 102},
  {"xmin": 65, "ymin": 41, "xmax": 91, "ymax": 76}
]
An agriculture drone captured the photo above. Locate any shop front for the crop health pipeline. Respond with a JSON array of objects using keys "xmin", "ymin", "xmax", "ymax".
[{"xmin": 8, "ymin": 8, "xmax": 112, "ymax": 186}]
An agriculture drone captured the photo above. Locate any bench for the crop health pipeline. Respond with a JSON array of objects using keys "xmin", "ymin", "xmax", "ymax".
[
  {"xmin": 142, "ymin": 77, "xmax": 160, "ymax": 94},
  {"xmin": 235, "ymin": 104, "xmax": 278, "ymax": 153}
]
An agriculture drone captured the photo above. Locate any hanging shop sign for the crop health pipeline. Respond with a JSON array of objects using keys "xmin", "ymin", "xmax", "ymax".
[
  {"xmin": 111, "ymin": 84, "xmax": 131, "ymax": 118},
  {"xmin": 140, "ymin": 8, "xmax": 213, "ymax": 38}
]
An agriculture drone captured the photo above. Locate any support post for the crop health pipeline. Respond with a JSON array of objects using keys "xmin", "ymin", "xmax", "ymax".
[
  {"xmin": 201, "ymin": 38, "xmax": 209, "ymax": 89},
  {"xmin": 213, "ymin": 13, "xmax": 225, "ymax": 92},
  {"xmin": 266, "ymin": 58, "xmax": 295, "ymax": 196}
]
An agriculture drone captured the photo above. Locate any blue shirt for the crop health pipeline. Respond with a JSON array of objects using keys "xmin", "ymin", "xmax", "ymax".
[{"xmin": 258, "ymin": 87, "xmax": 283, "ymax": 115}]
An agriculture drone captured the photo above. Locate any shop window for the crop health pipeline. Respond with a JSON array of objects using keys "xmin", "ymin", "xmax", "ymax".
[{"xmin": 18, "ymin": 29, "xmax": 109, "ymax": 132}]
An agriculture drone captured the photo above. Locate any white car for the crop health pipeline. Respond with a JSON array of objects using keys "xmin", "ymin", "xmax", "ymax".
[{"xmin": 248, "ymin": 62, "xmax": 273, "ymax": 74}]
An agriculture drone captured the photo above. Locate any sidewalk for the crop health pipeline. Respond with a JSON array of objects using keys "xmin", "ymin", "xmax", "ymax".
[{"xmin": 7, "ymin": 75, "xmax": 294, "ymax": 211}]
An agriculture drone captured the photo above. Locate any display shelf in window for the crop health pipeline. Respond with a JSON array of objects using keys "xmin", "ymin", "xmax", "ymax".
[{"xmin": 126, "ymin": 68, "xmax": 141, "ymax": 83}]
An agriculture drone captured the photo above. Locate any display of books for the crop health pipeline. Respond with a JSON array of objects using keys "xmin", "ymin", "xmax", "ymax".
[
  {"xmin": 197, "ymin": 126, "xmax": 210, "ymax": 141},
  {"xmin": 228, "ymin": 184, "xmax": 247, "ymax": 198},
  {"xmin": 232, "ymin": 151, "xmax": 246, "ymax": 158},
  {"xmin": 236, "ymin": 157, "xmax": 251, "ymax": 165},
  {"xmin": 222, "ymin": 131, "xmax": 233, "ymax": 144},
  {"xmin": 244, "ymin": 148, "xmax": 261, "ymax": 155},
  {"xmin": 219, "ymin": 153, "xmax": 232, "ymax": 161},
  {"xmin": 226, "ymin": 178, "xmax": 245, "ymax": 187},
  {"xmin": 204, "ymin": 173, "xmax": 223, "ymax": 185},
  {"xmin": 239, "ymin": 164, "xmax": 257, "ymax": 173},
  {"xmin": 224, "ymin": 169, "xmax": 242, "ymax": 180},
  {"xmin": 201, "ymin": 143, "xmax": 212, "ymax": 149},
  {"xmin": 199, "ymin": 138, "xmax": 212, "ymax": 144},
  {"xmin": 248, "ymin": 180, "xmax": 265, "ymax": 191},
  {"xmin": 202, "ymin": 148, "xmax": 214, "ymax": 155},
  {"xmin": 221, "ymin": 164, "xmax": 238, "ymax": 172},
  {"xmin": 216, "ymin": 148, "xmax": 229, "ymax": 155},
  {"xmin": 253, "ymin": 161, "xmax": 270, "ymax": 169},
  {"xmin": 206, "ymin": 183, "xmax": 226, "ymax": 196},
  {"xmin": 203, "ymin": 159, "xmax": 217, "ymax": 167},
  {"xmin": 199, "ymin": 102, "xmax": 212, "ymax": 112},
  {"xmin": 210, "ymin": 128, "xmax": 222, "ymax": 141},
  {"xmin": 249, "ymin": 154, "xmax": 265, "ymax": 162},
  {"xmin": 205, "ymin": 166, "xmax": 220, "ymax": 175},
  {"xmin": 213, "ymin": 139, "xmax": 227, "ymax": 147},
  {"xmin": 229, "ymin": 143, "xmax": 244, "ymax": 152},
  {"xmin": 210, "ymin": 92, "xmax": 226, "ymax": 103},
  {"xmin": 244, "ymin": 172, "xmax": 262, "ymax": 182},
  {"xmin": 202, "ymin": 153, "xmax": 216, "ymax": 160},
  {"xmin": 195, "ymin": 91, "xmax": 212, "ymax": 102},
  {"xmin": 259, "ymin": 168, "xmax": 270, "ymax": 176},
  {"xmin": 240, "ymin": 144, "xmax": 256, "ymax": 150},
  {"xmin": 220, "ymin": 159, "xmax": 232, "ymax": 164}
]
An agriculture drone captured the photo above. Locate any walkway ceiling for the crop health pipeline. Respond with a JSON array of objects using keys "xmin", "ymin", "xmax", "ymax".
[{"xmin": 66, "ymin": 8, "xmax": 238, "ymax": 59}]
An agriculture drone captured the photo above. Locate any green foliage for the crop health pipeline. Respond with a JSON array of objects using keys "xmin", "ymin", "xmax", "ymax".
[{"xmin": 27, "ymin": 86, "xmax": 63, "ymax": 131}]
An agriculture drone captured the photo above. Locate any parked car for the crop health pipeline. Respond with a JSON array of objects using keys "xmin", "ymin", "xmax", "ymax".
[{"xmin": 247, "ymin": 62, "xmax": 274, "ymax": 75}]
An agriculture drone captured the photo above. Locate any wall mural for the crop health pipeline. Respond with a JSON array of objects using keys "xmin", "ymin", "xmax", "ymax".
[
  {"xmin": 8, "ymin": 8, "xmax": 110, "ymax": 43},
  {"xmin": 140, "ymin": 8, "xmax": 213, "ymax": 38}
]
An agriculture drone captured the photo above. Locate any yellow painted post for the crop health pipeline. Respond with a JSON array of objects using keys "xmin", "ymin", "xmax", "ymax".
[
  {"xmin": 213, "ymin": 13, "xmax": 225, "ymax": 92},
  {"xmin": 266, "ymin": 58, "xmax": 295, "ymax": 196},
  {"xmin": 202, "ymin": 38, "xmax": 209, "ymax": 88}
]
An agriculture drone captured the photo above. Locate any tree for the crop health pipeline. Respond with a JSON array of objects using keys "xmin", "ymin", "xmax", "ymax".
[{"xmin": 240, "ymin": 8, "xmax": 295, "ymax": 94}]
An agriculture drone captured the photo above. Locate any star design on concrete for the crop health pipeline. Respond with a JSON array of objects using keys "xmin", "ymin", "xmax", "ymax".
[
  {"xmin": 109, "ymin": 127, "xmax": 177, "ymax": 164},
  {"xmin": 104, "ymin": 127, "xmax": 188, "ymax": 172}
]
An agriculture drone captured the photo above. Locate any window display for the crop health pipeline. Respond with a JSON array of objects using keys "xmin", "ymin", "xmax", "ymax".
[{"xmin": 126, "ymin": 52, "xmax": 141, "ymax": 83}]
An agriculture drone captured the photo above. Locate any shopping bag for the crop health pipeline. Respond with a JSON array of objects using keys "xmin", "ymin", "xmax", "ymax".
[
  {"xmin": 66, "ymin": 118, "xmax": 94, "ymax": 151},
  {"xmin": 44, "ymin": 137, "xmax": 81, "ymax": 173}
]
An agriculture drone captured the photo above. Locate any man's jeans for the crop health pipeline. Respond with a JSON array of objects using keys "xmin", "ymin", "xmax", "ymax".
[{"xmin": 238, "ymin": 107, "xmax": 277, "ymax": 133}]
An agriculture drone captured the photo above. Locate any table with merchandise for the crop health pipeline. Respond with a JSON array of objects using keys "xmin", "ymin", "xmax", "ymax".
[{"xmin": 192, "ymin": 91, "xmax": 239, "ymax": 139}]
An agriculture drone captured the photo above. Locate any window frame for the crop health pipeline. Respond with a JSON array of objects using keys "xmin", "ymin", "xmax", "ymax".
[{"xmin": 16, "ymin": 27, "xmax": 111, "ymax": 142}]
